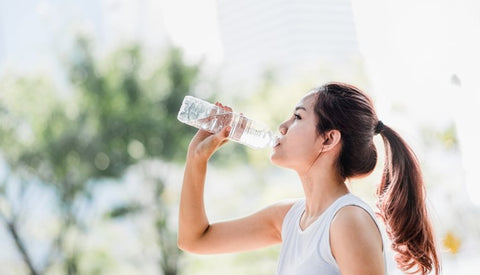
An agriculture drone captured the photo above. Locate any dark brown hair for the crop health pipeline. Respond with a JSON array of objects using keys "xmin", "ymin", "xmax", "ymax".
[{"xmin": 313, "ymin": 82, "xmax": 440, "ymax": 274}]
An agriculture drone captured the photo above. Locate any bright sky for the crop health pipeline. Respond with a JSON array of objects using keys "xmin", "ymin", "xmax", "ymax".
[
  {"xmin": 0, "ymin": 0, "xmax": 222, "ymax": 72},
  {"xmin": 160, "ymin": 0, "xmax": 223, "ymax": 63}
]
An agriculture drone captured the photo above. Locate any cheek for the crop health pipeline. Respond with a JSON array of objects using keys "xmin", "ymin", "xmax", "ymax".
[
  {"xmin": 294, "ymin": 143, "xmax": 320, "ymax": 164},
  {"xmin": 270, "ymin": 126, "xmax": 320, "ymax": 168}
]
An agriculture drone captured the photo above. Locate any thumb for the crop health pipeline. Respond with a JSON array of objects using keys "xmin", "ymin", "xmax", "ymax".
[
  {"xmin": 202, "ymin": 125, "xmax": 231, "ymax": 158},
  {"xmin": 215, "ymin": 125, "xmax": 231, "ymax": 143},
  {"xmin": 218, "ymin": 125, "xmax": 231, "ymax": 146}
]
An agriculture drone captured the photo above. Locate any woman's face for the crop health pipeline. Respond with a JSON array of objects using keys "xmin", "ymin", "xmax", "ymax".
[{"xmin": 270, "ymin": 92, "xmax": 325, "ymax": 171}]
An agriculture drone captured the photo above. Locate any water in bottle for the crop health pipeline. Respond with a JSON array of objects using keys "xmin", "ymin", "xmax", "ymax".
[{"xmin": 177, "ymin": 96, "xmax": 279, "ymax": 149}]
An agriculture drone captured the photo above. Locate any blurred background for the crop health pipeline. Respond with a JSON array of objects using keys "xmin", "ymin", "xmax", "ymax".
[{"xmin": 1, "ymin": 0, "xmax": 479, "ymax": 274}]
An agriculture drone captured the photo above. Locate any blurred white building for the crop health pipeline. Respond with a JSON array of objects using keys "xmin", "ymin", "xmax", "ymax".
[{"xmin": 216, "ymin": 0, "xmax": 359, "ymax": 87}]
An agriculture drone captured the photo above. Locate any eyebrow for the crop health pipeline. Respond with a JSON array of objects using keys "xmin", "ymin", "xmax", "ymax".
[{"xmin": 295, "ymin": 106, "xmax": 307, "ymax": 112}]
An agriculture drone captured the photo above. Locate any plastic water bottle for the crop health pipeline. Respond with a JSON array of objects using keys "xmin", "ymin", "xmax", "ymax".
[{"xmin": 177, "ymin": 96, "xmax": 279, "ymax": 149}]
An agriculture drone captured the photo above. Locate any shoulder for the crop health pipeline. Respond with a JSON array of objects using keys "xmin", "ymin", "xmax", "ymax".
[
  {"xmin": 329, "ymin": 194, "xmax": 379, "ymax": 237},
  {"xmin": 331, "ymin": 205, "xmax": 380, "ymax": 238},
  {"xmin": 330, "ymin": 205, "xmax": 384, "ymax": 273}
]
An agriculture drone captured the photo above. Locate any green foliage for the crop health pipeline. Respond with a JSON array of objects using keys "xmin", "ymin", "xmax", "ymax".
[
  {"xmin": 0, "ymin": 34, "xmax": 202, "ymax": 274},
  {"xmin": 68, "ymin": 36, "xmax": 198, "ymax": 170},
  {"xmin": 103, "ymin": 203, "xmax": 143, "ymax": 219}
]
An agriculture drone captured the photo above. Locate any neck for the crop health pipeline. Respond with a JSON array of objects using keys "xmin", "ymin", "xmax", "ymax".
[{"xmin": 297, "ymin": 162, "xmax": 349, "ymax": 219}]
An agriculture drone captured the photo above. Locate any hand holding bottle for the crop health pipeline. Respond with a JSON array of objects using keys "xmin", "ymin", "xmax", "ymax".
[{"xmin": 187, "ymin": 102, "xmax": 233, "ymax": 161}]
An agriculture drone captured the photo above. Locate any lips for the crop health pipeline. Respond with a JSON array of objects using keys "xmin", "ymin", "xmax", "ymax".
[{"xmin": 273, "ymin": 137, "xmax": 282, "ymax": 148}]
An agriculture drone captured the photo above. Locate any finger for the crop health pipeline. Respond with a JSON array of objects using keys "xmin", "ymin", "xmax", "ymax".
[
  {"xmin": 217, "ymin": 125, "xmax": 231, "ymax": 141},
  {"xmin": 215, "ymin": 101, "xmax": 230, "ymax": 111},
  {"xmin": 215, "ymin": 125, "xmax": 231, "ymax": 146},
  {"xmin": 220, "ymin": 125, "xmax": 231, "ymax": 141},
  {"xmin": 215, "ymin": 102, "xmax": 224, "ymax": 109},
  {"xmin": 203, "ymin": 125, "xmax": 230, "ymax": 153}
]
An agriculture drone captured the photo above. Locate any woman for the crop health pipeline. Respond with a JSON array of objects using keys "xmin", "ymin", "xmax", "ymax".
[{"xmin": 178, "ymin": 82, "xmax": 440, "ymax": 274}]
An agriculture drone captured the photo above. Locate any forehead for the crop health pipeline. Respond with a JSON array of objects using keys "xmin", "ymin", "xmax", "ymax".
[{"xmin": 296, "ymin": 92, "xmax": 317, "ymax": 110}]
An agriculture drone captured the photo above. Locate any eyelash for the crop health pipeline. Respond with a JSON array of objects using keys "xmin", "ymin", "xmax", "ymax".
[{"xmin": 294, "ymin": 114, "xmax": 301, "ymax": 120}]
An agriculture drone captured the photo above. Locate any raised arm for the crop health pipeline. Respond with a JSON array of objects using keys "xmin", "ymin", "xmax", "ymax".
[{"xmin": 177, "ymin": 120, "xmax": 293, "ymax": 254}]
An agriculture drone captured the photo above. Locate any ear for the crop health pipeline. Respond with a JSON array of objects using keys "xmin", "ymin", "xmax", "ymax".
[{"xmin": 321, "ymin": 129, "xmax": 341, "ymax": 152}]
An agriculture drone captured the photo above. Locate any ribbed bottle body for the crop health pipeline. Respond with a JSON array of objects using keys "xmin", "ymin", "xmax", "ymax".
[{"xmin": 177, "ymin": 96, "xmax": 278, "ymax": 149}]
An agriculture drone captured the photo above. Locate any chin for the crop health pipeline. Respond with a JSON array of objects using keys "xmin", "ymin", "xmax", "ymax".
[
  {"xmin": 269, "ymin": 153, "xmax": 278, "ymax": 165},
  {"xmin": 269, "ymin": 152, "xmax": 283, "ymax": 167},
  {"xmin": 270, "ymin": 153, "xmax": 292, "ymax": 169}
]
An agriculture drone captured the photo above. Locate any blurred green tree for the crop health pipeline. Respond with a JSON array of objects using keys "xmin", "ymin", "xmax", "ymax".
[{"xmin": 0, "ymin": 35, "xmax": 201, "ymax": 275}]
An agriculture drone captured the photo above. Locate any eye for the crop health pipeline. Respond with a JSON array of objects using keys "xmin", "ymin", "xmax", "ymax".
[{"xmin": 294, "ymin": 113, "xmax": 302, "ymax": 120}]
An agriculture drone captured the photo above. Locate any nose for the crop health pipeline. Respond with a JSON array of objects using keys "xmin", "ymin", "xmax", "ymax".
[{"xmin": 278, "ymin": 120, "xmax": 289, "ymax": 136}]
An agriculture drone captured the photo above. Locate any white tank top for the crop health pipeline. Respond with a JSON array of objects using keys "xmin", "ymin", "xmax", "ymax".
[{"xmin": 276, "ymin": 193, "xmax": 387, "ymax": 275}]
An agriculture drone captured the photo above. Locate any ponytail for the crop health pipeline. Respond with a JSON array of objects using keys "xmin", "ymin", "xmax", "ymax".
[{"xmin": 377, "ymin": 125, "xmax": 440, "ymax": 274}]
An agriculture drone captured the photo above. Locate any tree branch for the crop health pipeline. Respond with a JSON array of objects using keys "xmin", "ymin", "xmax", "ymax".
[{"xmin": 3, "ymin": 218, "xmax": 39, "ymax": 275}]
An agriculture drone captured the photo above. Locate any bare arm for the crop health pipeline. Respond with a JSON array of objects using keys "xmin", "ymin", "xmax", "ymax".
[
  {"xmin": 178, "ymin": 117, "xmax": 293, "ymax": 254},
  {"xmin": 330, "ymin": 206, "xmax": 385, "ymax": 275}
]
